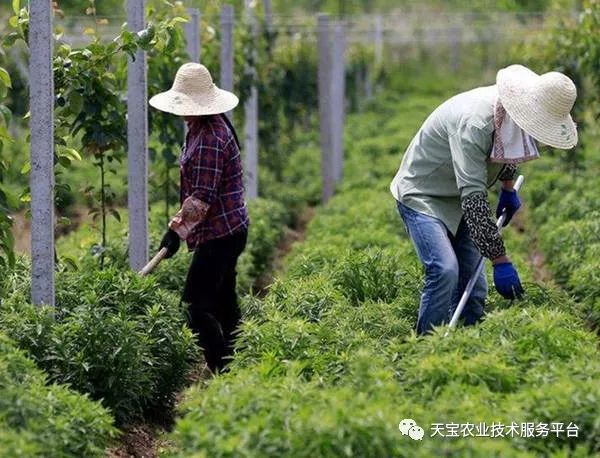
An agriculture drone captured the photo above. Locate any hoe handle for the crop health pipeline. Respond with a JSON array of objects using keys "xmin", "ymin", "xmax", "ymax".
[{"xmin": 139, "ymin": 248, "xmax": 168, "ymax": 277}]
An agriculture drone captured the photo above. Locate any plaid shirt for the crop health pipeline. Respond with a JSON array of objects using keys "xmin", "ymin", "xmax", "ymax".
[{"xmin": 180, "ymin": 115, "xmax": 249, "ymax": 250}]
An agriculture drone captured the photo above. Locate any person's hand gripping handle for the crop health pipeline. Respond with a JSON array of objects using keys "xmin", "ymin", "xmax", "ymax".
[{"xmin": 138, "ymin": 229, "xmax": 181, "ymax": 277}]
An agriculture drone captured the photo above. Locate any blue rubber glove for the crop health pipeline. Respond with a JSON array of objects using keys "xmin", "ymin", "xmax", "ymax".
[
  {"xmin": 496, "ymin": 188, "xmax": 521, "ymax": 226},
  {"xmin": 493, "ymin": 262, "xmax": 524, "ymax": 300}
]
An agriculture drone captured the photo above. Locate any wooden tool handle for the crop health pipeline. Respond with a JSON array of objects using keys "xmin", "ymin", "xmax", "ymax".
[{"xmin": 139, "ymin": 247, "xmax": 168, "ymax": 276}]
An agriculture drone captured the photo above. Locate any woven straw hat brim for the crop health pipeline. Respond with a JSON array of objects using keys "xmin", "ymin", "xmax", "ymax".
[
  {"xmin": 149, "ymin": 87, "xmax": 239, "ymax": 116},
  {"xmin": 497, "ymin": 66, "xmax": 577, "ymax": 150}
]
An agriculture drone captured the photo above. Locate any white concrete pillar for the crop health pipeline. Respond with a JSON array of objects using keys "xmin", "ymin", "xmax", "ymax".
[
  {"xmin": 220, "ymin": 5, "xmax": 234, "ymax": 120},
  {"xmin": 127, "ymin": 0, "xmax": 149, "ymax": 271},
  {"xmin": 331, "ymin": 22, "xmax": 346, "ymax": 183},
  {"xmin": 317, "ymin": 13, "xmax": 334, "ymax": 203},
  {"xmin": 244, "ymin": 0, "xmax": 259, "ymax": 199},
  {"xmin": 185, "ymin": 8, "xmax": 201, "ymax": 63},
  {"xmin": 29, "ymin": 0, "xmax": 55, "ymax": 306}
]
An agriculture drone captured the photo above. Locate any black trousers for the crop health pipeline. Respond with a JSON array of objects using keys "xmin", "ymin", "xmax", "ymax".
[{"xmin": 182, "ymin": 230, "xmax": 247, "ymax": 372}]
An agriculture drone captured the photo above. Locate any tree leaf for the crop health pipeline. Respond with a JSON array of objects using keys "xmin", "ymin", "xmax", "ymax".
[
  {"xmin": 0, "ymin": 68, "xmax": 12, "ymax": 89},
  {"xmin": 169, "ymin": 17, "xmax": 188, "ymax": 24},
  {"xmin": 20, "ymin": 161, "xmax": 30, "ymax": 174},
  {"xmin": 61, "ymin": 147, "xmax": 82, "ymax": 161},
  {"xmin": 68, "ymin": 91, "xmax": 84, "ymax": 115},
  {"xmin": 0, "ymin": 105, "xmax": 12, "ymax": 125},
  {"xmin": 110, "ymin": 209, "xmax": 121, "ymax": 222},
  {"xmin": 60, "ymin": 255, "xmax": 79, "ymax": 270},
  {"xmin": 0, "ymin": 183, "xmax": 19, "ymax": 208},
  {"xmin": 58, "ymin": 156, "xmax": 71, "ymax": 168},
  {"xmin": 0, "ymin": 124, "xmax": 11, "ymax": 142}
]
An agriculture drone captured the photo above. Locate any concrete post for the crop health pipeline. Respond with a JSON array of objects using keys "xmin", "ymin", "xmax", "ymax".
[
  {"xmin": 244, "ymin": 0, "xmax": 259, "ymax": 199},
  {"xmin": 374, "ymin": 14, "xmax": 383, "ymax": 68},
  {"xmin": 183, "ymin": 8, "xmax": 201, "ymax": 139},
  {"xmin": 449, "ymin": 26, "xmax": 461, "ymax": 74},
  {"xmin": 127, "ymin": 0, "xmax": 149, "ymax": 271},
  {"xmin": 263, "ymin": 0, "xmax": 273, "ymax": 33},
  {"xmin": 185, "ymin": 8, "xmax": 201, "ymax": 63},
  {"xmin": 317, "ymin": 13, "xmax": 334, "ymax": 203},
  {"xmin": 29, "ymin": 0, "xmax": 55, "ymax": 306},
  {"xmin": 220, "ymin": 5, "xmax": 234, "ymax": 120},
  {"xmin": 331, "ymin": 22, "xmax": 346, "ymax": 183}
]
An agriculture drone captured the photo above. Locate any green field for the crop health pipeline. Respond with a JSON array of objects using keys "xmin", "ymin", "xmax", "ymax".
[{"xmin": 162, "ymin": 75, "xmax": 600, "ymax": 457}]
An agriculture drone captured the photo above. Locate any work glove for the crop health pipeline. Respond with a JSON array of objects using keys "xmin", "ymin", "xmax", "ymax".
[
  {"xmin": 493, "ymin": 262, "xmax": 524, "ymax": 300},
  {"xmin": 496, "ymin": 188, "xmax": 521, "ymax": 226},
  {"xmin": 159, "ymin": 229, "xmax": 181, "ymax": 259}
]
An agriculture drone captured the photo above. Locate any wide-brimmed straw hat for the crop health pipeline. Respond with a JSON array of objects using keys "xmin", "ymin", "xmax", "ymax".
[
  {"xmin": 496, "ymin": 64, "xmax": 577, "ymax": 149},
  {"xmin": 149, "ymin": 63, "xmax": 239, "ymax": 116}
]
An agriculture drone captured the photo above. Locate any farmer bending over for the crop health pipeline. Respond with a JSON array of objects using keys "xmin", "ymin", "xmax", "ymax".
[
  {"xmin": 390, "ymin": 65, "xmax": 577, "ymax": 335},
  {"xmin": 150, "ymin": 63, "xmax": 249, "ymax": 372}
]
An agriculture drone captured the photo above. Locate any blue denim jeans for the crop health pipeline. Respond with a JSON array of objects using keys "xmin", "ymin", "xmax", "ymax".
[{"xmin": 397, "ymin": 201, "xmax": 487, "ymax": 335}]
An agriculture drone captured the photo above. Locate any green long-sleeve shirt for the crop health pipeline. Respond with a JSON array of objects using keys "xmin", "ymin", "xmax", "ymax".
[{"xmin": 390, "ymin": 85, "xmax": 506, "ymax": 236}]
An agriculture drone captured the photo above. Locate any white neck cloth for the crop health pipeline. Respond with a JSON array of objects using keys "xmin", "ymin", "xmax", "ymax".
[{"xmin": 491, "ymin": 99, "xmax": 540, "ymax": 164}]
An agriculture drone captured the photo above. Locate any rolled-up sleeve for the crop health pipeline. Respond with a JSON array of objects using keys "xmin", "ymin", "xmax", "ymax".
[
  {"xmin": 448, "ymin": 122, "xmax": 492, "ymax": 199},
  {"xmin": 449, "ymin": 122, "xmax": 505, "ymax": 259},
  {"xmin": 189, "ymin": 135, "xmax": 225, "ymax": 204}
]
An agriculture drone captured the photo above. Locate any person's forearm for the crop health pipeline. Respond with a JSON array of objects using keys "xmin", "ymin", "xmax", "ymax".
[
  {"xmin": 498, "ymin": 164, "xmax": 517, "ymax": 182},
  {"xmin": 169, "ymin": 196, "xmax": 210, "ymax": 240},
  {"xmin": 501, "ymin": 180, "xmax": 515, "ymax": 191},
  {"xmin": 492, "ymin": 254, "xmax": 510, "ymax": 265},
  {"xmin": 461, "ymin": 192, "xmax": 507, "ymax": 260}
]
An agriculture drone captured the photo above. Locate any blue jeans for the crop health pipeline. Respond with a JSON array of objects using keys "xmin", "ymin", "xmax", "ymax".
[{"xmin": 397, "ymin": 202, "xmax": 487, "ymax": 335}]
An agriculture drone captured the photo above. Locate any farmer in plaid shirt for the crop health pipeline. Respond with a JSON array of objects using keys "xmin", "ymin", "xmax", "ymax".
[{"xmin": 150, "ymin": 63, "xmax": 249, "ymax": 373}]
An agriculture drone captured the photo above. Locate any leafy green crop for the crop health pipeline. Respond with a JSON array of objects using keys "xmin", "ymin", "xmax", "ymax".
[
  {"xmin": 0, "ymin": 332, "xmax": 117, "ymax": 457},
  {"xmin": 166, "ymin": 81, "xmax": 600, "ymax": 457},
  {"xmin": 0, "ymin": 265, "xmax": 197, "ymax": 425}
]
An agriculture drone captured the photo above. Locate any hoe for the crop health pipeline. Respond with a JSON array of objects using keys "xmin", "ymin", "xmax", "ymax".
[{"xmin": 445, "ymin": 174, "xmax": 525, "ymax": 335}]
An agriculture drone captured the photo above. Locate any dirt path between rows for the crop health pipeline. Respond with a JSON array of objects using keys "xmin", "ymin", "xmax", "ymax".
[
  {"xmin": 511, "ymin": 206, "xmax": 554, "ymax": 284},
  {"xmin": 253, "ymin": 207, "xmax": 315, "ymax": 296},
  {"xmin": 105, "ymin": 364, "xmax": 211, "ymax": 458},
  {"xmin": 106, "ymin": 206, "xmax": 316, "ymax": 458},
  {"xmin": 11, "ymin": 207, "xmax": 89, "ymax": 255}
]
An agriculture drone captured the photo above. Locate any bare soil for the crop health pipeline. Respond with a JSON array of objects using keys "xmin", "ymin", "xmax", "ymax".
[
  {"xmin": 11, "ymin": 207, "xmax": 88, "ymax": 255},
  {"xmin": 105, "ymin": 363, "xmax": 211, "ymax": 458},
  {"xmin": 253, "ymin": 206, "xmax": 315, "ymax": 296},
  {"xmin": 106, "ymin": 425, "xmax": 164, "ymax": 458},
  {"xmin": 512, "ymin": 206, "xmax": 554, "ymax": 284}
]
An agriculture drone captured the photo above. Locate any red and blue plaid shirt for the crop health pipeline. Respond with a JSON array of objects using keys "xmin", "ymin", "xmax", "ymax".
[{"xmin": 180, "ymin": 115, "xmax": 249, "ymax": 250}]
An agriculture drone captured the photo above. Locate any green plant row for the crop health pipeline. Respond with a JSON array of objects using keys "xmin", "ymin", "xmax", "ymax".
[
  {"xmin": 165, "ymin": 84, "xmax": 600, "ymax": 457},
  {"xmin": 0, "ymin": 162, "xmax": 310, "ymax": 454},
  {"xmin": 0, "ymin": 260, "xmax": 198, "ymax": 427},
  {"xmin": 0, "ymin": 332, "xmax": 116, "ymax": 457},
  {"xmin": 518, "ymin": 134, "xmax": 600, "ymax": 331},
  {"xmin": 0, "ymin": 196, "xmax": 295, "ymax": 428}
]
